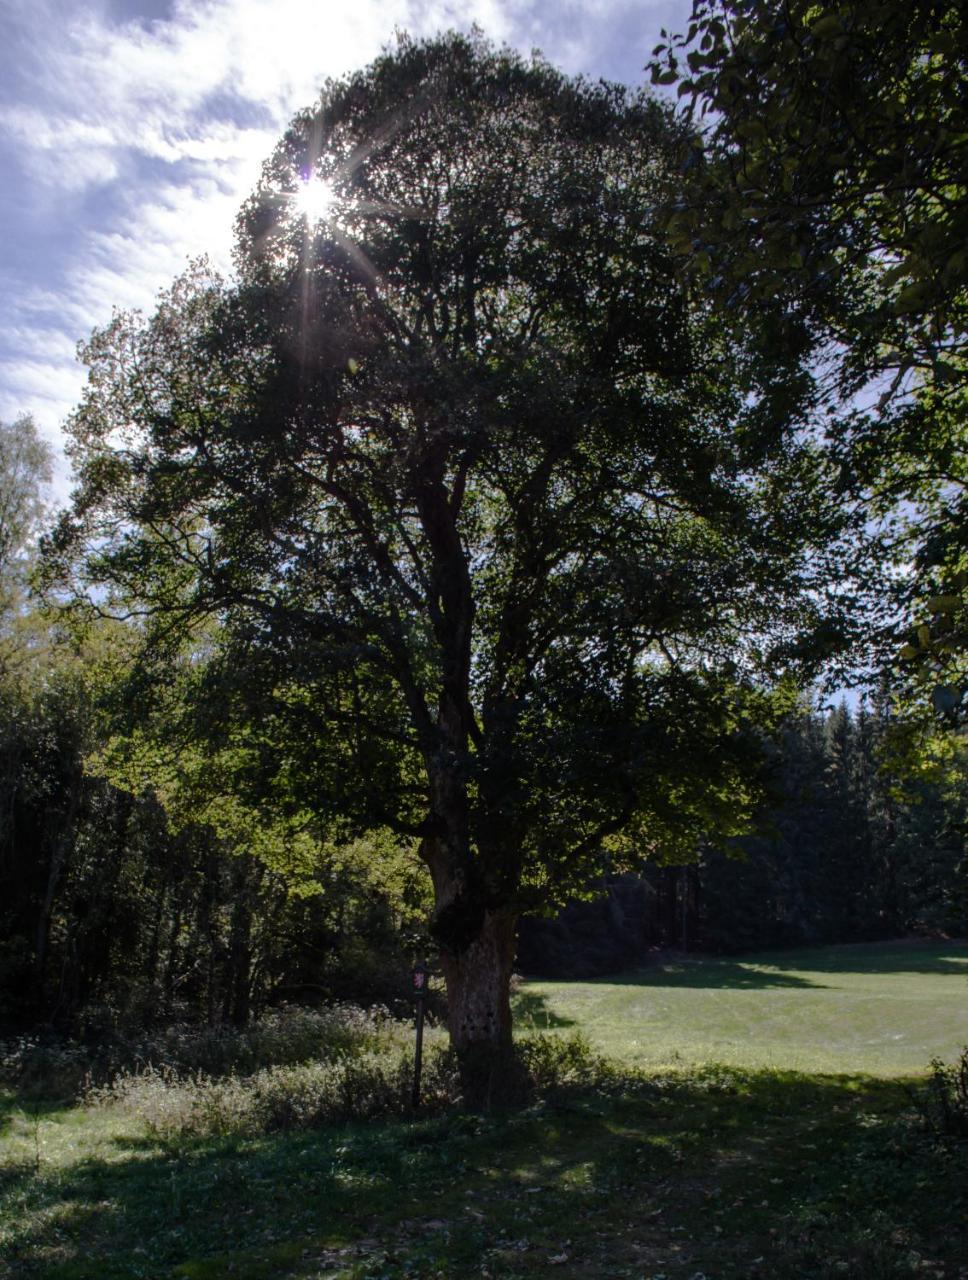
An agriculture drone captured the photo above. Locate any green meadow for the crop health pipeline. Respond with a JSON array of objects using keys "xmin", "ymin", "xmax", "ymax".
[
  {"xmin": 516, "ymin": 940, "xmax": 968, "ymax": 1076},
  {"xmin": 2, "ymin": 940, "xmax": 966, "ymax": 1280}
]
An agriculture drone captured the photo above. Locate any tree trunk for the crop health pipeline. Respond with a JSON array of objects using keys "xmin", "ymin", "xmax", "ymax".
[
  {"xmin": 34, "ymin": 773, "xmax": 83, "ymax": 1015},
  {"xmin": 225, "ymin": 861, "xmax": 256, "ymax": 1027},
  {"xmin": 438, "ymin": 907, "xmax": 517, "ymax": 1111}
]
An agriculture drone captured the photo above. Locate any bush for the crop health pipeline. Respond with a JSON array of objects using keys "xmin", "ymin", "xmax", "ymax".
[
  {"xmin": 916, "ymin": 1046, "xmax": 968, "ymax": 1140},
  {"xmin": 81, "ymin": 1030, "xmax": 630, "ymax": 1139},
  {"xmin": 89, "ymin": 1042, "xmax": 460, "ymax": 1139},
  {"xmin": 513, "ymin": 1031, "xmax": 611, "ymax": 1094},
  {"xmin": 0, "ymin": 1004, "xmax": 394, "ymax": 1099}
]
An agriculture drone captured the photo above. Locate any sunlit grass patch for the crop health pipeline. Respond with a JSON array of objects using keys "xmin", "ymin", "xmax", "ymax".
[{"xmin": 515, "ymin": 939, "xmax": 968, "ymax": 1075}]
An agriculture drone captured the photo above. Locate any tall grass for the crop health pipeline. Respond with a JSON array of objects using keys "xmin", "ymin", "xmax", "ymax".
[
  {"xmin": 87, "ymin": 1046, "xmax": 460, "ymax": 1138},
  {"xmin": 2, "ymin": 1001, "xmax": 615, "ymax": 1144},
  {"xmin": 0, "ymin": 1004, "xmax": 397, "ymax": 1099}
]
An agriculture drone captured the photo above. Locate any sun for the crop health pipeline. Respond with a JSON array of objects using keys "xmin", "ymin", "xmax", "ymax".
[{"xmin": 293, "ymin": 177, "xmax": 337, "ymax": 224}]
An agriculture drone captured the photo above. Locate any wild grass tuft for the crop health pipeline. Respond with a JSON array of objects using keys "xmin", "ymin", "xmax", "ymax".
[
  {"xmin": 80, "ymin": 1029, "xmax": 623, "ymax": 1139},
  {"xmin": 0, "ymin": 1004, "xmax": 395, "ymax": 1100},
  {"xmin": 87, "ymin": 1045, "xmax": 456, "ymax": 1138}
]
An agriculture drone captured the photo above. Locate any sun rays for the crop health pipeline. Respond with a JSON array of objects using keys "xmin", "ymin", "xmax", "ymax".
[{"xmin": 292, "ymin": 176, "xmax": 337, "ymax": 224}]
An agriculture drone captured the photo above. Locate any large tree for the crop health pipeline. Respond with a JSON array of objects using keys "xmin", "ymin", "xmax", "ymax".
[{"xmin": 48, "ymin": 34, "xmax": 838, "ymax": 1100}]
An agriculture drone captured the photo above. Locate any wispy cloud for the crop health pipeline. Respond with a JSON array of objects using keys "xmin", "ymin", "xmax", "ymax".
[{"xmin": 0, "ymin": 0, "xmax": 686, "ymax": 491}]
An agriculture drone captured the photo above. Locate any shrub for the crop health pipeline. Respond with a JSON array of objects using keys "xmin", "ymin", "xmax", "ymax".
[
  {"xmin": 89, "ymin": 1041, "xmax": 460, "ymax": 1139},
  {"xmin": 514, "ymin": 1031, "xmax": 610, "ymax": 1094},
  {"xmin": 0, "ymin": 1004, "xmax": 395, "ymax": 1099},
  {"xmin": 88, "ymin": 1032, "xmax": 621, "ymax": 1139},
  {"xmin": 916, "ymin": 1046, "xmax": 968, "ymax": 1140}
]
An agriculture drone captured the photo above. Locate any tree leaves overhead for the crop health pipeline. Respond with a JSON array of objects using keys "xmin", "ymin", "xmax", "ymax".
[
  {"xmin": 650, "ymin": 0, "xmax": 966, "ymax": 389},
  {"xmin": 49, "ymin": 34, "xmax": 845, "ymax": 885},
  {"xmin": 649, "ymin": 2, "xmax": 968, "ymax": 719}
]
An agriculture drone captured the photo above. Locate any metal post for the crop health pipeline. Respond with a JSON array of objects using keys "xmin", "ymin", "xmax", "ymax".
[
  {"xmin": 411, "ymin": 960, "xmax": 428, "ymax": 1109},
  {"xmin": 412, "ymin": 995, "xmax": 425, "ymax": 1109}
]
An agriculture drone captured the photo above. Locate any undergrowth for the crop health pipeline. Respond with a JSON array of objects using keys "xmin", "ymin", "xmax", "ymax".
[
  {"xmin": 87, "ymin": 1044, "xmax": 457, "ymax": 1138},
  {"xmin": 83, "ymin": 1030, "xmax": 612, "ymax": 1138},
  {"xmin": 4, "ymin": 1058, "xmax": 966, "ymax": 1280},
  {"xmin": 0, "ymin": 1004, "xmax": 396, "ymax": 1099},
  {"xmin": 913, "ymin": 1045, "xmax": 968, "ymax": 1140}
]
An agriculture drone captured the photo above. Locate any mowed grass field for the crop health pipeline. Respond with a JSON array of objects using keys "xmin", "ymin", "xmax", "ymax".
[
  {"xmin": 2, "ymin": 939, "xmax": 967, "ymax": 1280},
  {"xmin": 514, "ymin": 939, "xmax": 968, "ymax": 1076}
]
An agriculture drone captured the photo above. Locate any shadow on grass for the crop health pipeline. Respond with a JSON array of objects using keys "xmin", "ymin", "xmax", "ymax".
[
  {"xmin": 0, "ymin": 1090, "xmax": 72, "ymax": 1135},
  {"xmin": 4, "ymin": 1067, "xmax": 965, "ymax": 1280},
  {"xmin": 553, "ymin": 940, "xmax": 968, "ymax": 991},
  {"xmin": 512, "ymin": 992, "xmax": 577, "ymax": 1028},
  {"xmin": 583, "ymin": 958, "xmax": 830, "ymax": 990},
  {"xmin": 735, "ymin": 939, "xmax": 968, "ymax": 977}
]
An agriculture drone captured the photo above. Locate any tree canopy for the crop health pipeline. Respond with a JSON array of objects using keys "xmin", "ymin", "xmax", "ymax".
[
  {"xmin": 649, "ymin": 0, "xmax": 967, "ymax": 720},
  {"xmin": 48, "ymin": 33, "xmax": 845, "ymax": 1099},
  {"xmin": 0, "ymin": 416, "xmax": 52, "ymax": 619}
]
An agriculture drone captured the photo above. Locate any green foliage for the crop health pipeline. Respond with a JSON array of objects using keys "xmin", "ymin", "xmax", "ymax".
[
  {"xmin": 0, "ymin": 634, "xmax": 432, "ymax": 1033},
  {"xmin": 512, "ymin": 1030, "xmax": 607, "ymax": 1093},
  {"xmin": 707, "ymin": 698, "xmax": 968, "ymax": 946},
  {"xmin": 3, "ymin": 1059, "xmax": 966, "ymax": 1278},
  {"xmin": 915, "ymin": 1046, "xmax": 968, "ymax": 1140},
  {"xmin": 71, "ymin": 1027, "xmax": 613, "ymax": 1140},
  {"xmin": 0, "ymin": 1005, "xmax": 396, "ymax": 1100},
  {"xmin": 650, "ymin": 1, "xmax": 966, "ymax": 386},
  {"xmin": 649, "ymin": 2, "xmax": 968, "ymax": 715},
  {"xmin": 521, "ymin": 699, "xmax": 967, "ymax": 971},
  {"xmin": 90, "ymin": 1045, "xmax": 450, "ymax": 1140},
  {"xmin": 0, "ymin": 414, "xmax": 52, "ymax": 636}
]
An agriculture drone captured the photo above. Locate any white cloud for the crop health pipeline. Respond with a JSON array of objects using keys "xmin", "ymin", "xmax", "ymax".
[
  {"xmin": 0, "ymin": 108, "xmax": 117, "ymax": 153},
  {"xmin": 0, "ymin": 357, "xmax": 83, "ymax": 409},
  {"xmin": 1, "ymin": 0, "xmax": 689, "ymax": 468}
]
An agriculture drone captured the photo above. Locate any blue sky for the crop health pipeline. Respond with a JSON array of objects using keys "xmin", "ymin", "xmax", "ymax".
[{"xmin": 0, "ymin": 0, "xmax": 690, "ymax": 494}]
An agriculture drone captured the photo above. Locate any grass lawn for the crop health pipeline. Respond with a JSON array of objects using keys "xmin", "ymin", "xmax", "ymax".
[
  {"xmin": 1, "ymin": 940, "xmax": 966, "ymax": 1280},
  {"xmin": 515, "ymin": 939, "xmax": 968, "ymax": 1075}
]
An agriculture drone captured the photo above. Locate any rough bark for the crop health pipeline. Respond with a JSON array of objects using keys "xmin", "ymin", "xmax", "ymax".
[{"xmin": 438, "ymin": 907, "xmax": 518, "ymax": 1110}]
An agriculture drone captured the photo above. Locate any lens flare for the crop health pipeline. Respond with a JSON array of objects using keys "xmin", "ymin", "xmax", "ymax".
[{"xmin": 294, "ymin": 177, "xmax": 336, "ymax": 223}]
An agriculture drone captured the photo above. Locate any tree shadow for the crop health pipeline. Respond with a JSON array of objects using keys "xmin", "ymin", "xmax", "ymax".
[
  {"xmin": 552, "ymin": 939, "xmax": 968, "ymax": 990},
  {"xmin": 1, "ymin": 1123, "xmax": 349, "ymax": 1278},
  {"xmin": 739, "ymin": 939, "xmax": 968, "ymax": 978},
  {"xmin": 584, "ymin": 958, "xmax": 830, "ymax": 990},
  {"xmin": 3, "ymin": 1070, "xmax": 963, "ymax": 1280},
  {"xmin": 0, "ymin": 1091, "xmax": 70, "ymax": 1136},
  {"xmin": 512, "ymin": 991, "xmax": 577, "ymax": 1028}
]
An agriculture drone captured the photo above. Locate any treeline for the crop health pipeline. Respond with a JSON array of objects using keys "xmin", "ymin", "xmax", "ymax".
[
  {"xmin": 517, "ymin": 700, "xmax": 968, "ymax": 977},
  {"xmin": 4, "ymin": 641, "xmax": 965, "ymax": 1029},
  {"xmin": 0, "ymin": 654, "xmax": 433, "ymax": 1036},
  {"xmin": 701, "ymin": 702, "xmax": 968, "ymax": 952}
]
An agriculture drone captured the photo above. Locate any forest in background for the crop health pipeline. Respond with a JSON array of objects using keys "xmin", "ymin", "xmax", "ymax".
[
  {"xmin": 3, "ymin": 403, "xmax": 965, "ymax": 1031},
  {"xmin": 519, "ymin": 700, "xmax": 968, "ymax": 977},
  {"xmin": 3, "ymin": 590, "xmax": 965, "ymax": 1033}
]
